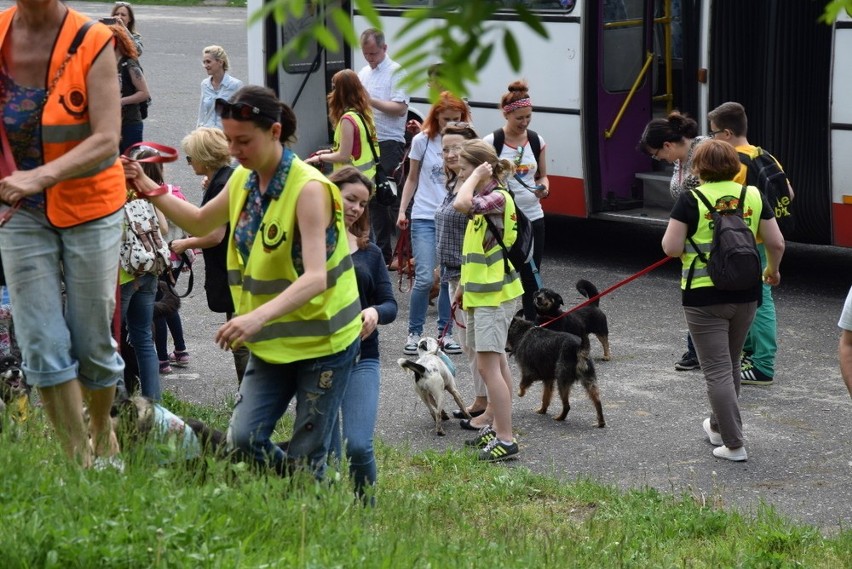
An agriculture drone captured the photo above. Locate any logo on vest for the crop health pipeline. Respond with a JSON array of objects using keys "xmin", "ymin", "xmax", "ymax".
[
  {"xmin": 703, "ymin": 195, "xmax": 755, "ymax": 228},
  {"xmin": 59, "ymin": 85, "xmax": 88, "ymax": 118},
  {"xmin": 260, "ymin": 220, "xmax": 286, "ymax": 251}
]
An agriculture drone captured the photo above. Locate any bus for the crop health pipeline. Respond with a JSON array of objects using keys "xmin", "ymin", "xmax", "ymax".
[{"xmin": 246, "ymin": 0, "xmax": 852, "ymax": 247}]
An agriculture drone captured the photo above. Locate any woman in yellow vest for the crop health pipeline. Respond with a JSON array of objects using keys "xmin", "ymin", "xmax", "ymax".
[
  {"xmin": 0, "ymin": 2, "xmax": 126, "ymax": 468},
  {"xmin": 452, "ymin": 140, "xmax": 523, "ymax": 462},
  {"xmin": 123, "ymin": 86, "xmax": 362, "ymax": 479},
  {"xmin": 662, "ymin": 140, "xmax": 784, "ymax": 462},
  {"xmin": 305, "ymin": 69, "xmax": 377, "ymax": 181}
]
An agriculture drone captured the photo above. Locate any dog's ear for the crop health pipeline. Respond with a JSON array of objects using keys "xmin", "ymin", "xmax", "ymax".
[{"xmin": 556, "ymin": 293, "xmax": 564, "ymax": 306}]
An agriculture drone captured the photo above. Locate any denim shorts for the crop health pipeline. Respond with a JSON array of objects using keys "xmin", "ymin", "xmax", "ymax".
[{"xmin": 0, "ymin": 207, "xmax": 124, "ymax": 389}]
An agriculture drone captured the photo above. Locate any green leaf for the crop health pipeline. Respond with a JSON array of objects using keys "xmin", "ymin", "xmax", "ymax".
[{"xmin": 502, "ymin": 30, "xmax": 520, "ymax": 70}]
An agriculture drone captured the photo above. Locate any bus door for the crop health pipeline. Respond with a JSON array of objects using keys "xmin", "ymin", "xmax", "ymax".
[
  {"xmin": 586, "ymin": 0, "xmax": 657, "ymax": 221},
  {"xmin": 831, "ymin": 10, "xmax": 852, "ymax": 246},
  {"xmin": 248, "ymin": 0, "xmax": 350, "ymax": 157}
]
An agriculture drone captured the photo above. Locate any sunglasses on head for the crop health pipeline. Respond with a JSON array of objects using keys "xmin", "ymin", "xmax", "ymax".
[{"xmin": 214, "ymin": 98, "xmax": 277, "ymax": 122}]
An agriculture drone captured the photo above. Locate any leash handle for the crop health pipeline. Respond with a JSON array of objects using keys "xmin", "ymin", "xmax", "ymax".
[
  {"xmin": 122, "ymin": 141, "xmax": 179, "ymax": 163},
  {"xmin": 393, "ymin": 226, "xmax": 413, "ymax": 293},
  {"xmin": 538, "ymin": 256, "xmax": 674, "ymax": 329}
]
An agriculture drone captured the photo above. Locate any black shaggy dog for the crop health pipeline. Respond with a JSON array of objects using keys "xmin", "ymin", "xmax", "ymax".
[
  {"xmin": 0, "ymin": 354, "xmax": 29, "ymax": 421},
  {"xmin": 506, "ymin": 317, "xmax": 605, "ymax": 427},
  {"xmin": 533, "ymin": 280, "xmax": 611, "ymax": 360}
]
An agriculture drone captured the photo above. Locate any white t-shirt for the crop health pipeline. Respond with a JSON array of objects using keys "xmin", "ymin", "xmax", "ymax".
[
  {"xmin": 408, "ymin": 132, "xmax": 447, "ymax": 221},
  {"xmin": 357, "ymin": 57, "xmax": 408, "ymax": 143},
  {"xmin": 483, "ymin": 131, "xmax": 546, "ymax": 221},
  {"xmin": 839, "ymin": 286, "xmax": 852, "ymax": 330}
]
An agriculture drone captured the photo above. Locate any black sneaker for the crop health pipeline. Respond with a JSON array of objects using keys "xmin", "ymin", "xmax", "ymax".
[
  {"xmin": 675, "ymin": 351, "xmax": 700, "ymax": 371},
  {"xmin": 464, "ymin": 426, "xmax": 495, "ymax": 448},
  {"xmin": 478, "ymin": 438, "xmax": 519, "ymax": 462},
  {"xmin": 741, "ymin": 359, "xmax": 773, "ymax": 385}
]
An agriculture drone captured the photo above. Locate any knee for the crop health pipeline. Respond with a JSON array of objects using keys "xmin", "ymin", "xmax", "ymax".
[{"xmin": 346, "ymin": 439, "xmax": 373, "ymax": 464}]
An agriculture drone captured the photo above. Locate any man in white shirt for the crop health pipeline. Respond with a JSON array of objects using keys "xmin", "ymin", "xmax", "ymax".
[{"xmin": 358, "ymin": 28, "xmax": 409, "ymax": 265}]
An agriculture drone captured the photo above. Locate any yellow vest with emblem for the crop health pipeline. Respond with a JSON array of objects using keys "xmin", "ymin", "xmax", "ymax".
[
  {"xmin": 225, "ymin": 160, "xmax": 361, "ymax": 363},
  {"xmin": 682, "ymin": 181, "xmax": 764, "ymax": 290},
  {"xmin": 333, "ymin": 111, "xmax": 377, "ymax": 181},
  {"xmin": 460, "ymin": 189, "xmax": 524, "ymax": 308}
]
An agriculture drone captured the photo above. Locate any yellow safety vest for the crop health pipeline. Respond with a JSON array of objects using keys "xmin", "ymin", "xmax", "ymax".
[
  {"xmin": 225, "ymin": 160, "xmax": 361, "ymax": 363},
  {"xmin": 460, "ymin": 189, "xmax": 524, "ymax": 307},
  {"xmin": 682, "ymin": 181, "xmax": 764, "ymax": 290},
  {"xmin": 333, "ymin": 110, "xmax": 377, "ymax": 181}
]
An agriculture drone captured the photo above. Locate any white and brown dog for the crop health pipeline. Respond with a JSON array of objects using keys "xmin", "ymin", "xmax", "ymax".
[{"xmin": 398, "ymin": 337, "xmax": 470, "ymax": 436}]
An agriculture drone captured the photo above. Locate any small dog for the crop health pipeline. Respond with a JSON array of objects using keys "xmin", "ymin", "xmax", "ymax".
[
  {"xmin": 506, "ymin": 317, "xmax": 605, "ymax": 427},
  {"xmin": 0, "ymin": 354, "xmax": 30, "ymax": 423},
  {"xmin": 533, "ymin": 280, "xmax": 611, "ymax": 360},
  {"xmin": 398, "ymin": 337, "xmax": 470, "ymax": 435}
]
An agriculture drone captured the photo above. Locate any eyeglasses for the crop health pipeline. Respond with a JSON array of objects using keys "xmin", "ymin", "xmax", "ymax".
[
  {"xmin": 650, "ymin": 147, "xmax": 662, "ymax": 161},
  {"xmin": 441, "ymin": 145, "xmax": 462, "ymax": 155},
  {"xmin": 446, "ymin": 121, "xmax": 471, "ymax": 128},
  {"xmin": 185, "ymin": 156, "xmax": 193, "ymax": 165},
  {"xmin": 214, "ymin": 98, "xmax": 278, "ymax": 122},
  {"xmin": 709, "ymin": 129, "xmax": 727, "ymax": 138}
]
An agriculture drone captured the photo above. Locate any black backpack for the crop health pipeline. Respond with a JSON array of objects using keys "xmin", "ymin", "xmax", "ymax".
[
  {"xmin": 491, "ymin": 128, "xmax": 541, "ymax": 166},
  {"xmin": 738, "ymin": 148, "xmax": 793, "ymax": 234},
  {"xmin": 483, "ymin": 189, "xmax": 534, "ymax": 274},
  {"xmin": 686, "ymin": 186, "xmax": 762, "ymax": 291}
]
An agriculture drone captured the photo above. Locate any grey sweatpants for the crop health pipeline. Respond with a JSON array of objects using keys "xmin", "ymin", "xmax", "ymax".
[{"xmin": 683, "ymin": 301, "xmax": 757, "ymax": 449}]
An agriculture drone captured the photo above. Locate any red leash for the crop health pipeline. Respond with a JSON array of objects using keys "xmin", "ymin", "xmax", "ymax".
[
  {"xmin": 538, "ymin": 256, "xmax": 674, "ymax": 329},
  {"xmin": 392, "ymin": 226, "xmax": 413, "ymax": 293}
]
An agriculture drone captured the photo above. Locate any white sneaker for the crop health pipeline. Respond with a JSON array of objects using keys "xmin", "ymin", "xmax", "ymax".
[
  {"xmin": 403, "ymin": 333, "xmax": 420, "ymax": 356},
  {"xmin": 441, "ymin": 334, "xmax": 462, "ymax": 354},
  {"xmin": 702, "ymin": 418, "xmax": 723, "ymax": 446},
  {"xmin": 712, "ymin": 445, "xmax": 748, "ymax": 462}
]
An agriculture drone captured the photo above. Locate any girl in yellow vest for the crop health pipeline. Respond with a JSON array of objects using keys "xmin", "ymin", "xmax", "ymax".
[
  {"xmin": 662, "ymin": 140, "xmax": 784, "ymax": 462},
  {"xmin": 452, "ymin": 140, "xmax": 524, "ymax": 462},
  {"xmin": 305, "ymin": 69, "xmax": 377, "ymax": 182},
  {"xmin": 123, "ymin": 86, "xmax": 361, "ymax": 479}
]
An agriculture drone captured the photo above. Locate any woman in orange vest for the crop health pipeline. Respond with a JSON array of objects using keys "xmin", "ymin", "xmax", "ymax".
[{"xmin": 0, "ymin": 2, "xmax": 126, "ymax": 468}]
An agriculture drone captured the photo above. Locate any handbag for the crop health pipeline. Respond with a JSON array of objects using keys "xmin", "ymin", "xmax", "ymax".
[{"xmin": 354, "ymin": 113, "xmax": 397, "ymax": 206}]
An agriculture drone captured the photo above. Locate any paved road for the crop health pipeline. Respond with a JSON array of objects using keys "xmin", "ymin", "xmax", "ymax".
[{"xmin": 56, "ymin": 2, "xmax": 852, "ymax": 534}]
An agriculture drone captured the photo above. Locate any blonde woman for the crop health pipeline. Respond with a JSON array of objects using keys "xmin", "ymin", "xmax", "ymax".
[
  {"xmin": 197, "ymin": 45, "xmax": 244, "ymax": 128},
  {"xmin": 453, "ymin": 139, "xmax": 523, "ymax": 461}
]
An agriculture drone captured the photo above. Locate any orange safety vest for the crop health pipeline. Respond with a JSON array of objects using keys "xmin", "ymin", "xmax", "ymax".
[{"xmin": 0, "ymin": 7, "xmax": 125, "ymax": 228}]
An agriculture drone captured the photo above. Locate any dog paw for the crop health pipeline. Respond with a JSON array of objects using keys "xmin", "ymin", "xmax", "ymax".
[
  {"xmin": 535, "ymin": 408, "xmax": 548, "ymax": 415},
  {"xmin": 554, "ymin": 414, "xmax": 568, "ymax": 421},
  {"xmin": 436, "ymin": 429, "xmax": 446, "ymax": 436},
  {"xmin": 597, "ymin": 421, "xmax": 606, "ymax": 428}
]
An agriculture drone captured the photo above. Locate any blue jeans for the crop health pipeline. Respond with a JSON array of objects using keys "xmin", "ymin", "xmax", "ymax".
[
  {"xmin": 120, "ymin": 121, "xmax": 143, "ymax": 155},
  {"xmin": 120, "ymin": 273, "xmax": 161, "ymax": 400},
  {"xmin": 226, "ymin": 338, "xmax": 359, "ymax": 479},
  {"xmin": 329, "ymin": 357, "xmax": 380, "ymax": 499},
  {"xmin": 0, "ymin": 208, "xmax": 124, "ymax": 389},
  {"xmin": 409, "ymin": 219, "xmax": 451, "ymax": 337}
]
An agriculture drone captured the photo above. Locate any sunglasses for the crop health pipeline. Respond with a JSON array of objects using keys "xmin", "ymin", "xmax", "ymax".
[
  {"xmin": 186, "ymin": 156, "xmax": 193, "ymax": 165},
  {"xmin": 214, "ymin": 98, "xmax": 278, "ymax": 122},
  {"xmin": 114, "ymin": 1, "xmax": 132, "ymax": 7}
]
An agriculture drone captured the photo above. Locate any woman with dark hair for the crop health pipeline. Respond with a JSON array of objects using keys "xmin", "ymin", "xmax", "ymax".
[
  {"xmin": 172, "ymin": 127, "xmax": 248, "ymax": 384},
  {"xmin": 395, "ymin": 92, "xmax": 471, "ymax": 356},
  {"xmin": 111, "ymin": 1, "xmax": 143, "ymax": 55},
  {"xmin": 661, "ymin": 139, "xmax": 784, "ymax": 462},
  {"xmin": 434, "ymin": 122, "xmax": 489, "ymax": 421},
  {"xmin": 484, "ymin": 80, "xmax": 549, "ymax": 321},
  {"xmin": 122, "ymin": 86, "xmax": 362, "ymax": 478},
  {"xmin": 108, "ymin": 23, "xmax": 149, "ymax": 154},
  {"xmin": 453, "ymin": 139, "xmax": 523, "ymax": 461},
  {"xmin": 305, "ymin": 69, "xmax": 376, "ymax": 177},
  {"xmin": 327, "ymin": 166, "xmax": 397, "ymax": 503},
  {"xmin": 639, "ymin": 111, "xmax": 710, "ymax": 371}
]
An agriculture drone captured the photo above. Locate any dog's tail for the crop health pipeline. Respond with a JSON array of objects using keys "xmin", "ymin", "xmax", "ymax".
[
  {"xmin": 576, "ymin": 279, "xmax": 600, "ymax": 306},
  {"xmin": 397, "ymin": 358, "xmax": 426, "ymax": 380}
]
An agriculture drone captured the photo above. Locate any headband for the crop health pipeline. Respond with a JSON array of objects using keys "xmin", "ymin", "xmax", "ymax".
[{"xmin": 502, "ymin": 98, "xmax": 532, "ymax": 113}]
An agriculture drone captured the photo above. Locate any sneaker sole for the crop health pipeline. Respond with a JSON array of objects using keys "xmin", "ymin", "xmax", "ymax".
[
  {"xmin": 675, "ymin": 363, "xmax": 700, "ymax": 371},
  {"xmin": 443, "ymin": 347, "xmax": 463, "ymax": 355},
  {"xmin": 479, "ymin": 449, "xmax": 520, "ymax": 462},
  {"xmin": 741, "ymin": 379, "xmax": 773, "ymax": 386},
  {"xmin": 403, "ymin": 348, "xmax": 418, "ymax": 356}
]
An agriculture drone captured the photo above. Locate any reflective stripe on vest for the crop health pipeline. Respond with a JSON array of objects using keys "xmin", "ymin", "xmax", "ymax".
[
  {"xmin": 681, "ymin": 182, "xmax": 763, "ymax": 290},
  {"xmin": 225, "ymin": 161, "xmax": 361, "ymax": 363},
  {"xmin": 0, "ymin": 9, "xmax": 126, "ymax": 228},
  {"xmin": 460, "ymin": 188, "xmax": 523, "ymax": 307}
]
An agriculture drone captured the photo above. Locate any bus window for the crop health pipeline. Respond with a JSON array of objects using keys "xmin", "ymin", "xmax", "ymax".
[
  {"xmin": 279, "ymin": 13, "xmax": 319, "ymax": 73},
  {"xmin": 602, "ymin": 0, "xmax": 645, "ymax": 92},
  {"xmin": 490, "ymin": 0, "xmax": 577, "ymax": 11}
]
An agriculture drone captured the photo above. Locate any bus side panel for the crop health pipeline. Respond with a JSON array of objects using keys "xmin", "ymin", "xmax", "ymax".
[
  {"xmin": 352, "ymin": 11, "xmax": 588, "ymax": 218},
  {"xmin": 831, "ymin": 16, "xmax": 852, "ymax": 247}
]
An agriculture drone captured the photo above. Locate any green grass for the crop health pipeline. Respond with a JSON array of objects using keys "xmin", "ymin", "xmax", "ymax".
[{"xmin": 1, "ymin": 394, "xmax": 850, "ymax": 568}]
